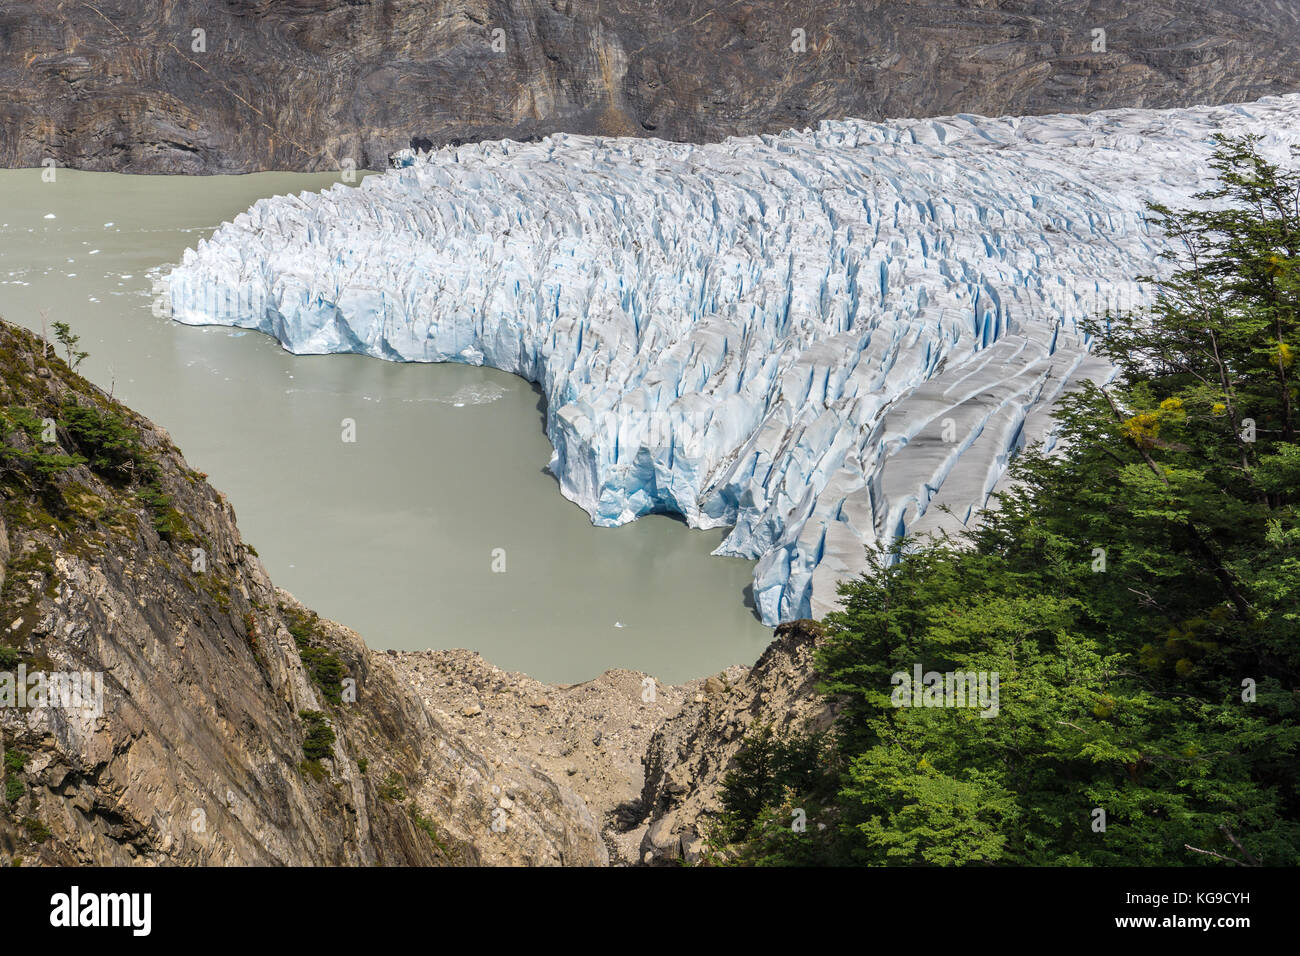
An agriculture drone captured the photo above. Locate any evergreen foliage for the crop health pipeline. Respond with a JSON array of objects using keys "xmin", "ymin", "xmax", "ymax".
[{"xmin": 714, "ymin": 136, "xmax": 1300, "ymax": 867}]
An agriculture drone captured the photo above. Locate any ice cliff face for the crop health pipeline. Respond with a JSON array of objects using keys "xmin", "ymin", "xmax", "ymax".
[{"xmin": 166, "ymin": 95, "xmax": 1300, "ymax": 625}]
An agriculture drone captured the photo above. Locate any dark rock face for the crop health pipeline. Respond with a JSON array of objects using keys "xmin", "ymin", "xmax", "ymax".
[{"xmin": 1, "ymin": 0, "xmax": 1297, "ymax": 173}]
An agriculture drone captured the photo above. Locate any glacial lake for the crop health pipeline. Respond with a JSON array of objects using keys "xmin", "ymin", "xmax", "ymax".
[{"xmin": 0, "ymin": 168, "xmax": 772, "ymax": 684}]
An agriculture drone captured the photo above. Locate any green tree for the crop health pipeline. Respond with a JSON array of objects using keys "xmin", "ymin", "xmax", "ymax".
[
  {"xmin": 716, "ymin": 135, "xmax": 1300, "ymax": 867},
  {"xmin": 299, "ymin": 710, "xmax": 336, "ymax": 762},
  {"xmin": 50, "ymin": 321, "xmax": 88, "ymax": 372}
]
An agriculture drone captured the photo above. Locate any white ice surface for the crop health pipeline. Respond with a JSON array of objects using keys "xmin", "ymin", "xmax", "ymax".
[{"xmin": 167, "ymin": 95, "xmax": 1300, "ymax": 624}]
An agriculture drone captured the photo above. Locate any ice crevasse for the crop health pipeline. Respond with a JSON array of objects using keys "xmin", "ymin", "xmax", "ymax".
[{"xmin": 166, "ymin": 94, "xmax": 1300, "ymax": 625}]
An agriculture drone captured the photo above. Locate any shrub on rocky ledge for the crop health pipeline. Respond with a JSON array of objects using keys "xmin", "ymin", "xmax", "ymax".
[
  {"xmin": 299, "ymin": 710, "xmax": 336, "ymax": 762},
  {"xmin": 282, "ymin": 605, "xmax": 348, "ymax": 706}
]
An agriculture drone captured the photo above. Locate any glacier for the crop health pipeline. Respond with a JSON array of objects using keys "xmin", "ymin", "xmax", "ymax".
[{"xmin": 165, "ymin": 94, "xmax": 1300, "ymax": 625}]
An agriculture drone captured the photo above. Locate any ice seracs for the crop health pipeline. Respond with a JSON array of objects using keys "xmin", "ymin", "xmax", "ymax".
[{"xmin": 166, "ymin": 95, "xmax": 1300, "ymax": 625}]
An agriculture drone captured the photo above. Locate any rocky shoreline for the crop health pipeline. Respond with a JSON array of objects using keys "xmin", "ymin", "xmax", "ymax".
[
  {"xmin": 391, "ymin": 646, "xmax": 706, "ymax": 865},
  {"xmin": 386, "ymin": 615, "xmax": 832, "ymax": 865}
]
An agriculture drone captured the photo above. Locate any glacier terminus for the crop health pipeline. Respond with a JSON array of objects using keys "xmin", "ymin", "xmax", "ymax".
[{"xmin": 165, "ymin": 95, "xmax": 1300, "ymax": 625}]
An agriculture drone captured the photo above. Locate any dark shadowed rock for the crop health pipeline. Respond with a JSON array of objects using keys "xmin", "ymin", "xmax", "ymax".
[{"xmin": 1, "ymin": 1, "xmax": 1297, "ymax": 173}]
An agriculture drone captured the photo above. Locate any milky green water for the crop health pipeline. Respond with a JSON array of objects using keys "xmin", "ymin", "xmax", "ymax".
[{"xmin": 0, "ymin": 168, "xmax": 771, "ymax": 683}]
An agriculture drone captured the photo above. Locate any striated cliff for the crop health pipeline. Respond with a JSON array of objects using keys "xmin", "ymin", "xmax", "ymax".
[{"xmin": 1, "ymin": 0, "xmax": 1298, "ymax": 173}]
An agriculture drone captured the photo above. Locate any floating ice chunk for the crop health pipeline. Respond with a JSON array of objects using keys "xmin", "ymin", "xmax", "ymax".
[{"xmin": 165, "ymin": 95, "xmax": 1300, "ymax": 624}]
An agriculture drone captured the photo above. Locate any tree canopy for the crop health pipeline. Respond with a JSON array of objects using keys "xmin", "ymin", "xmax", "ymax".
[{"xmin": 713, "ymin": 135, "xmax": 1300, "ymax": 867}]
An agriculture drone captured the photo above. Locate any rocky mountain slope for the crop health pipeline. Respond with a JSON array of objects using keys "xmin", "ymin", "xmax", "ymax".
[
  {"xmin": 0, "ymin": 318, "xmax": 613, "ymax": 865},
  {"xmin": 2, "ymin": 0, "xmax": 1298, "ymax": 173},
  {"xmin": 392, "ymin": 649, "xmax": 699, "ymax": 864},
  {"xmin": 0, "ymin": 317, "xmax": 807, "ymax": 865},
  {"xmin": 636, "ymin": 618, "xmax": 835, "ymax": 864}
]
